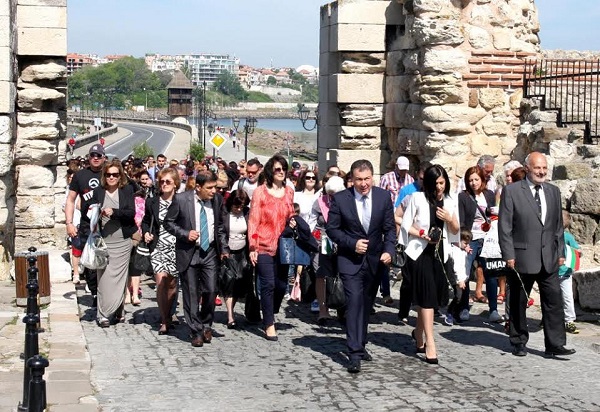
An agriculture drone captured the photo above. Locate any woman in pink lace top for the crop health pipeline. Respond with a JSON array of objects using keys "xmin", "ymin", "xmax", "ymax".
[{"xmin": 248, "ymin": 154, "xmax": 294, "ymax": 341}]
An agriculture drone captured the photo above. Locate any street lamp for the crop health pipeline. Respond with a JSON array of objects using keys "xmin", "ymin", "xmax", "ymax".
[
  {"xmin": 242, "ymin": 117, "xmax": 257, "ymax": 161},
  {"xmin": 298, "ymin": 103, "xmax": 318, "ymax": 131},
  {"xmin": 202, "ymin": 81, "xmax": 207, "ymax": 149}
]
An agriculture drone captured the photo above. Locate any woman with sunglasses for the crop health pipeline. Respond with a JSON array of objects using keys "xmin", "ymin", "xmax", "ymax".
[
  {"xmin": 87, "ymin": 160, "xmax": 137, "ymax": 328},
  {"xmin": 248, "ymin": 154, "xmax": 295, "ymax": 341},
  {"xmin": 142, "ymin": 168, "xmax": 181, "ymax": 334}
]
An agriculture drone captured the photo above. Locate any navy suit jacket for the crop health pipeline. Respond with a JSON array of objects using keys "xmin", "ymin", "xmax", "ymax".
[{"xmin": 326, "ymin": 186, "xmax": 396, "ymax": 275}]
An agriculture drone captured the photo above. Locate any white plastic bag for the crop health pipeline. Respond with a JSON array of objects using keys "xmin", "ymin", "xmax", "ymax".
[
  {"xmin": 80, "ymin": 203, "xmax": 108, "ymax": 270},
  {"xmin": 81, "ymin": 232, "xmax": 109, "ymax": 270},
  {"xmin": 479, "ymin": 219, "xmax": 502, "ymax": 259}
]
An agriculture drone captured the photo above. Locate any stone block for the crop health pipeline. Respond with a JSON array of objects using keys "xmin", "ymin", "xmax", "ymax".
[
  {"xmin": 340, "ymin": 104, "xmax": 383, "ymax": 127},
  {"xmin": 467, "ymin": 25, "xmax": 492, "ymax": 49},
  {"xmin": 17, "ymin": 87, "xmax": 64, "ymax": 111},
  {"xmin": 385, "ymin": 75, "xmax": 411, "ymax": 104},
  {"xmin": 319, "ymin": 75, "xmax": 329, "ymax": 104},
  {"xmin": 18, "ymin": 123, "xmax": 59, "ymax": 140},
  {"xmin": 336, "ymin": 0, "xmax": 391, "ymax": 25},
  {"xmin": 0, "ymin": 143, "xmax": 13, "ymax": 175},
  {"xmin": 318, "ymin": 103, "xmax": 340, "ymax": 127},
  {"xmin": 319, "ymin": 26, "xmax": 330, "ymax": 54},
  {"xmin": 14, "ymin": 194, "xmax": 55, "ymax": 228},
  {"xmin": 330, "ymin": 24, "xmax": 386, "ymax": 53},
  {"xmin": 329, "ymin": 148, "xmax": 390, "ymax": 176},
  {"xmin": 553, "ymin": 163, "xmax": 592, "ymax": 181},
  {"xmin": 0, "ymin": 47, "xmax": 13, "ymax": 82},
  {"xmin": 413, "ymin": 18, "xmax": 464, "ymax": 47},
  {"xmin": 413, "ymin": 0, "xmax": 462, "ymax": 17},
  {"xmin": 17, "ymin": 4, "xmax": 66, "ymax": 28},
  {"xmin": 569, "ymin": 213, "xmax": 597, "ymax": 245},
  {"xmin": 20, "ymin": 60, "xmax": 66, "ymax": 82},
  {"xmin": 16, "ymin": 164, "xmax": 55, "ymax": 194},
  {"xmin": 0, "ymin": 16, "xmax": 10, "ymax": 48},
  {"xmin": 340, "ymin": 126, "xmax": 382, "ymax": 149},
  {"xmin": 571, "ymin": 179, "xmax": 600, "ymax": 215},
  {"xmin": 572, "ymin": 268, "xmax": 600, "ymax": 310},
  {"xmin": 422, "ymin": 105, "xmax": 487, "ymax": 125},
  {"xmin": 318, "ymin": 125, "xmax": 340, "ymax": 149},
  {"xmin": 0, "ymin": 1, "xmax": 9, "ymax": 16},
  {"xmin": 14, "ymin": 137, "xmax": 57, "ymax": 165},
  {"xmin": 470, "ymin": 133, "xmax": 503, "ymax": 157},
  {"xmin": 386, "ymin": 50, "xmax": 405, "ymax": 76},
  {"xmin": 0, "ymin": 115, "xmax": 12, "ymax": 143},
  {"xmin": 478, "ymin": 88, "xmax": 506, "ymax": 110},
  {"xmin": 341, "ymin": 52, "xmax": 385, "ymax": 74},
  {"xmin": 552, "ymin": 179, "xmax": 577, "ymax": 209},
  {"xmin": 17, "ymin": 0, "xmax": 67, "ymax": 5},
  {"xmin": 419, "ymin": 73, "xmax": 465, "ymax": 105},
  {"xmin": 422, "ymin": 48, "xmax": 468, "ymax": 73},
  {"xmin": 0, "ymin": 81, "xmax": 16, "ymax": 113},
  {"xmin": 320, "ymin": 51, "xmax": 338, "ymax": 77},
  {"xmin": 330, "ymin": 73, "xmax": 384, "ymax": 104},
  {"xmin": 17, "ymin": 27, "xmax": 66, "ymax": 56}
]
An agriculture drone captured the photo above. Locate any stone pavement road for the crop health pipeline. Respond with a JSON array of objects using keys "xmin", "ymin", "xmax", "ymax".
[{"xmin": 76, "ymin": 275, "xmax": 600, "ymax": 412}]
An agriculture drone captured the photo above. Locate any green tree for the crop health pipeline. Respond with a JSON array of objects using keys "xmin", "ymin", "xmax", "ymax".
[
  {"xmin": 188, "ymin": 142, "xmax": 206, "ymax": 161},
  {"xmin": 266, "ymin": 76, "xmax": 277, "ymax": 86},
  {"xmin": 212, "ymin": 71, "xmax": 248, "ymax": 101},
  {"xmin": 132, "ymin": 141, "xmax": 154, "ymax": 158}
]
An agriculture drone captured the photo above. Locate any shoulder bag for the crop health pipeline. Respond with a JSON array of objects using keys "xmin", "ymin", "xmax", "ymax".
[{"xmin": 132, "ymin": 215, "xmax": 154, "ymax": 273}]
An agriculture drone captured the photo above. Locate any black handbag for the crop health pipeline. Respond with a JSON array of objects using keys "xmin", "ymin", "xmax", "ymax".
[
  {"xmin": 391, "ymin": 244, "xmax": 407, "ymax": 268},
  {"xmin": 218, "ymin": 257, "xmax": 237, "ymax": 297},
  {"xmin": 326, "ymin": 275, "xmax": 346, "ymax": 309},
  {"xmin": 300, "ymin": 265, "xmax": 315, "ymax": 303},
  {"xmin": 279, "ymin": 235, "xmax": 311, "ymax": 266},
  {"xmin": 132, "ymin": 215, "xmax": 154, "ymax": 273},
  {"xmin": 244, "ymin": 269, "xmax": 262, "ymax": 323}
]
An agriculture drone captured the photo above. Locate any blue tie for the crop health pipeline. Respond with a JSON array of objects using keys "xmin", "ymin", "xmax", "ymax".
[
  {"xmin": 199, "ymin": 202, "xmax": 210, "ymax": 251},
  {"xmin": 361, "ymin": 195, "xmax": 370, "ymax": 233}
]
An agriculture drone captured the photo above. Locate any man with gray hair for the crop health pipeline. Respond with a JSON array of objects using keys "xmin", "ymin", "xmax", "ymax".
[{"xmin": 456, "ymin": 155, "xmax": 497, "ymax": 193}]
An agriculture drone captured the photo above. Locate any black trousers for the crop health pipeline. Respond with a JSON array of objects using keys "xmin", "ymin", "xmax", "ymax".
[
  {"xmin": 398, "ymin": 267, "xmax": 412, "ymax": 319},
  {"xmin": 340, "ymin": 261, "xmax": 379, "ymax": 361},
  {"xmin": 180, "ymin": 246, "xmax": 218, "ymax": 337},
  {"xmin": 508, "ymin": 267, "xmax": 566, "ymax": 349}
]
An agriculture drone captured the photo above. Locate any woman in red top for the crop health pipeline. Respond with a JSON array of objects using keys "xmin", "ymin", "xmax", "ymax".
[{"xmin": 248, "ymin": 154, "xmax": 295, "ymax": 341}]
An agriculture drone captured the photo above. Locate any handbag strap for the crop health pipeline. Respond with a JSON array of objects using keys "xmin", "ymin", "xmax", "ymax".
[{"xmin": 470, "ymin": 194, "xmax": 490, "ymax": 224}]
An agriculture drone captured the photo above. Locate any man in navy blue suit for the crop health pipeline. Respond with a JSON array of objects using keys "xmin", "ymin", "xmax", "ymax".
[{"xmin": 327, "ymin": 159, "xmax": 396, "ymax": 373}]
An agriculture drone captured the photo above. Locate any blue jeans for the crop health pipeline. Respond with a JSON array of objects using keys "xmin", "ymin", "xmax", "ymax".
[{"xmin": 256, "ymin": 254, "xmax": 287, "ymax": 328}]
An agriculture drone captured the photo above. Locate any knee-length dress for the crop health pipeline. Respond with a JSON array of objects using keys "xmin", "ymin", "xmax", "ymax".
[
  {"xmin": 151, "ymin": 198, "xmax": 177, "ymax": 276},
  {"xmin": 409, "ymin": 199, "xmax": 447, "ymax": 309}
]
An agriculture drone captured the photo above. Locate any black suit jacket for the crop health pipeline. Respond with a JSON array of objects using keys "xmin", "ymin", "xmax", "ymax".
[
  {"xmin": 141, "ymin": 196, "xmax": 161, "ymax": 252},
  {"xmin": 84, "ymin": 185, "xmax": 137, "ymax": 239},
  {"xmin": 163, "ymin": 190, "xmax": 230, "ymax": 272},
  {"xmin": 498, "ymin": 180, "xmax": 565, "ymax": 274},
  {"xmin": 326, "ymin": 186, "xmax": 396, "ymax": 275},
  {"xmin": 458, "ymin": 189, "xmax": 496, "ymax": 230}
]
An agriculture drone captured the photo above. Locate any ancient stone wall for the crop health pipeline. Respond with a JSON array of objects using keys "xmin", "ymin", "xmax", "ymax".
[
  {"xmin": 0, "ymin": 0, "xmax": 67, "ymax": 280},
  {"xmin": 320, "ymin": 0, "xmax": 542, "ymax": 180}
]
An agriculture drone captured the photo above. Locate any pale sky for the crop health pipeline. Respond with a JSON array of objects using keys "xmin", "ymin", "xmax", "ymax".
[{"xmin": 67, "ymin": 0, "xmax": 599, "ymax": 68}]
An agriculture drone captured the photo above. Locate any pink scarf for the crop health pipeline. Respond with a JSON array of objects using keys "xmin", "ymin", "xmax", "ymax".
[{"xmin": 317, "ymin": 194, "xmax": 331, "ymax": 222}]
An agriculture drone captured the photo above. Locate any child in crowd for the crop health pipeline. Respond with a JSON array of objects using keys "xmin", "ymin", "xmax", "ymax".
[
  {"xmin": 559, "ymin": 210, "xmax": 581, "ymax": 334},
  {"xmin": 445, "ymin": 228, "xmax": 473, "ymax": 326}
]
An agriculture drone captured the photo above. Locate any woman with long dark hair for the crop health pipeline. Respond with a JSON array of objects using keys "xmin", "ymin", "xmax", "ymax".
[
  {"xmin": 248, "ymin": 154, "xmax": 295, "ymax": 341},
  {"xmin": 401, "ymin": 164, "xmax": 459, "ymax": 363}
]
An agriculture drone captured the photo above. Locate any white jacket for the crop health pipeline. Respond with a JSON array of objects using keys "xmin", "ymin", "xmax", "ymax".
[{"xmin": 399, "ymin": 192, "xmax": 459, "ymax": 263}]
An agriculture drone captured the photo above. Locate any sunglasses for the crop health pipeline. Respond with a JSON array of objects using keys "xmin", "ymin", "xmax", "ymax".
[
  {"xmin": 105, "ymin": 172, "xmax": 120, "ymax": 178},
  {"xmin": 90, "ymin": 153, "xmax": 103, "ymax": 159},
  {"xmin": 216, "ymin": 186, "xmax": 227, "ymax": 191},
  {"xmin": 274, "ymin": 167, "xmax": 287, "ymax": 173},
  {"xmin": 159, "ymin": 179, "xmax": 173, "ymax": 185},
  {"xmin": 305, "ymin": 175, "xmax": 316, "ymax": 180}
]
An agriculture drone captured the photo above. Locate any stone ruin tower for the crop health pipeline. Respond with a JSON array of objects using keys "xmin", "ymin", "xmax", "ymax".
[{"xmin": 319, "ymin": 0, "xmax": 541, "ymax": 180}]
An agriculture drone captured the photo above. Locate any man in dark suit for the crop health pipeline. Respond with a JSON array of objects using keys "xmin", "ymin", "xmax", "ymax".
[
  {"xmin": 164, "ymin": 170, "xmax": 230, "ymax": 347},
  {"xmin": 327, "ymin": 159, "xmax": 396, "ymax": 373},
  {"xmin": 499, "ymin": 151, "xmax": 575, "ymax": 358}
]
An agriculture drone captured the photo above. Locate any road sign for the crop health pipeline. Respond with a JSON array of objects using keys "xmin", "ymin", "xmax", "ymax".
[{"xmin": 209, "ymin": 132, "xmax": 228, "ymax": 151}]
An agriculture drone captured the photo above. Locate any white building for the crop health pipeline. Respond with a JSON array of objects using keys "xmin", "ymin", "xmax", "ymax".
[{"xmin": 145, "ymin": 53, "xmax": 240, "ymax": 86}]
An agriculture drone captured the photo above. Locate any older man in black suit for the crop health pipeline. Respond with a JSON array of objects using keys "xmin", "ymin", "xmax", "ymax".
[
  {"xmin": 164, "ymin": 170, "xmax": 230, "ymax": 347},
  {"xmin": 499, "ymin": 151, "xmax": 575, "ymax": 358},
  {"xmin": 327, "ymin": 159, "xmax": 396, "ymax": 373}
]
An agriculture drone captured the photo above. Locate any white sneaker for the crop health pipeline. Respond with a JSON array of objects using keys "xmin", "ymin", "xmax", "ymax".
[
  {"xmin": 489, "ymin": 310, "xmax": 504, "ymax": 323},
  {"xmin": 284, "ymin": 293, "xmax": 291, "ymax": 302},
  {"xmin": 459, "ymin": 309, "xmax": 470, "ymax": 321},
  {"xmin": 310, "ymin": 299, "xmax": 319, "ymax": 313}
]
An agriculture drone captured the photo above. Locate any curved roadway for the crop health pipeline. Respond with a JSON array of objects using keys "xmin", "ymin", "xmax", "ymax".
[{"xmin": 104, "ymin": 122, "xmax": 175, "ymax": 159}]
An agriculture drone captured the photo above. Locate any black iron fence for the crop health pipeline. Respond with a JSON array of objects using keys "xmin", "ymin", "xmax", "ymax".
[{"xmin": 524, "ymin": 59, "xmax": 600, "ymax": 143}]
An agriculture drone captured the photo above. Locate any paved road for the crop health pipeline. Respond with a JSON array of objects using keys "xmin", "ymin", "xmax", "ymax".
[
  {"xmin": 77, "ymin": 278, "xmax": 600, "ymax": 411},
  {"xmin": 74, "ymin": 122, "xmax": 175, "ymax": 160}
]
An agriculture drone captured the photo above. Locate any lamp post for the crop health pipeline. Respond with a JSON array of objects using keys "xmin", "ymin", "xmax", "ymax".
[
  {"xmin": 236, "ymin": 117, "xmax": 257, "ymax": 161},
  {"xmin": 202, "ymin": 81, "xmax": 207, "ymax": 149},
  {"xmin": 298, "ymin": 103, "xmax": 318, "ymax": 131}
]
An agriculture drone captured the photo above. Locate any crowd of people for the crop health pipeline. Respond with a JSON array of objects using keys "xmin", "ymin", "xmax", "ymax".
[{"xmin": 63, "ymin": 144, "xmax": 579, "ymax": 373}]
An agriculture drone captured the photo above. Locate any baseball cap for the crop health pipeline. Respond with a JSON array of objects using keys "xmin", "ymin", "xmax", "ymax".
[
  {"xmin": 89, "ymin": 144, "xmax": 105, "ymax": 156},
  {"xmin": 396, "ymin": 156, "xmax": 409, "ymax": 170},
  {"xmin": 292, "ymin": 161, "xmax": 301, "ymax": 169}
]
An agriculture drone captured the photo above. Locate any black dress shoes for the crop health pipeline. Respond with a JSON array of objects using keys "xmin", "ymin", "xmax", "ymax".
[
  {"xmin": 512, "ymin": 343, "xmax": 527, "ymax": 357},
  {"xmin": 545, "ymin": 346, "xmax": 576, "ymax": 357},
  {"xmin": 362, "ymin": 351, "xmax": 373, "ymax": 362},
  {"xmin": 191, "ymin": 335, "xmax": 204, "ymax": 347},
  {"xmin": 347, "ymin": 359, "xmax": 361, "ymax": 374},
  {"xmin": 202, "ymin": 328, "xmax": 213, "ymax": 344}
]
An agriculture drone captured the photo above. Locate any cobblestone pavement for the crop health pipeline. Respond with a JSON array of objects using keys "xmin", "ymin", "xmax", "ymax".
[{"xmin": 77, "ymin": 276, "xmax": 600, "ymax": 412}]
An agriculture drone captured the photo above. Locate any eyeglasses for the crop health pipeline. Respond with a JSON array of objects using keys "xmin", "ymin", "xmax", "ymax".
[
  {"xmin": 305, "ymin": 176, "xmax": 316, "ymax": 181},
  {"xmin": 90, "ymin": 154, "xmax": 103, "ymax": 159},
  {"xmin": 246, "ymin": 169, "xmax": 258, "ymax": 176},
  {"xmin": 216, "ymin": 186, "xmax": 227, "ymax": 191},
  {"xmin": 159, "ymin": 179, "xmax": 173, "ymax": 185},
  {"xmin": 274, "ymin": 167, "xmax": 287, "ymax": 173},
  {"xmin": 105, "ymin": 172, "xmax": 120, "ymax": 178}
]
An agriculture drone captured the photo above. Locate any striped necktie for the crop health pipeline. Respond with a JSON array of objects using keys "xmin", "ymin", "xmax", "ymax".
[
  {"xmin": 199, "ymin": 201, "xmax": 210, "ymax": 251},
  {"xmin": 361, "ymin": 195, "xmax": 370, "ymax": 233}
]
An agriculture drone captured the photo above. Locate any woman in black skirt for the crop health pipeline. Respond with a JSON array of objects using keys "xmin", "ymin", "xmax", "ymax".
[{"xmin": 400, "ymin": 165, "xmax": 459, "ymax": 364}]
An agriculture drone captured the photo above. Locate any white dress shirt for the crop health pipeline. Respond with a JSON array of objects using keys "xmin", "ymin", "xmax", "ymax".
[{"xmin": 526, "ymin": 178, "xmax": 547, "ymax": 224}]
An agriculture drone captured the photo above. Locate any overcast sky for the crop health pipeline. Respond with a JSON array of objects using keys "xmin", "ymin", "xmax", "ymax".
[{"xmin": 67, "ymin": 0, "xmax": 599, "ymax": 68}]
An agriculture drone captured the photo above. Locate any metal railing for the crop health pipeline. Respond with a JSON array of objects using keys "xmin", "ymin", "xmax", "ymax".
[{"xmin": 524, "ymin": 59, "xmax": 600, "ymax": 143}]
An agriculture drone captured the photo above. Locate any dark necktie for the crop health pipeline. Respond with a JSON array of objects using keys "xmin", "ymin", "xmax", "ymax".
[{"xmin": 534, "ymin": 185, "xmax": 542, "ymax": 218}]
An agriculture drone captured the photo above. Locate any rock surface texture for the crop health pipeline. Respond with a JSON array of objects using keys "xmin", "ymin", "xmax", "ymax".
[{"xmin": 0, "ymin": 0, "xmax": 67, "ymax": 280}]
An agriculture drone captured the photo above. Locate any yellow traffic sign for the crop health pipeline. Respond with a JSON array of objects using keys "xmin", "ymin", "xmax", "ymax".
[{"xmin": 209, "ymin": 132, "xmax": 228, "ymax": 151}]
